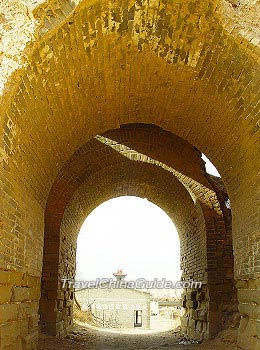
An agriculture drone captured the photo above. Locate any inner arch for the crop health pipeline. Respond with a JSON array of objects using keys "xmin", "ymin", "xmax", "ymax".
[
  {"xmin": 75, "ymin": 195, "xmax": 181, "ymax": 282},
  {"xmin": 40, "ymin": 123, "xmax": 237, "ymax": 340}
]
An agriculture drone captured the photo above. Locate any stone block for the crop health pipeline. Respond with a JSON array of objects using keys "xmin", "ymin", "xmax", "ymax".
[
  {"xmin": 19, "ymin": 319, "xmax": 29, "ymax": 338},
  {"xmin": 0, "ymin": 286, "xmax": 12, "ymax": 303},
  {"xmin": 24, "ymin": 275, "xmax": 41, "ymax": 289},
  {"xmin": 12, "ymin": 287, "xmax": 30, "ymax": 302},
  {"xmin": 238, "ymin": 317, "xmax": 258, "ymax": 350},
  {"xmin": 239, "ymin": 303, "xmax": 260, "ymax": 319},
  {"xmin": 29, "ymin": 287, "xmax": 41, "ymax": 301},
  {"xmin": 0, "ymin": 304, "xmax": 18, "ymax": 323},
  {"xmin": 0, "ymin": 321, "xmax": 19, "ymax": 347},
  {"xmin": 11, "ymin": 272, "xmax": 24, "ymax": 286},
  {"xmin": 0, "ymin": 271, "xmax": 11, "ymax": 285},
  {"xmin": 28, "ymin": 315, "xmax": 39, "ymax": 329},
  {"xmin": 21, "ymin": 331, "xmax": 38, "ymax": 350}
]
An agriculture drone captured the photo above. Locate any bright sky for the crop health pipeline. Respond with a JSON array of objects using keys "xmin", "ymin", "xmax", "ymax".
[
  {"xmin": 75, "ymin": 155, "xmax": 219, "ymax": 283},
  {"xmin": 76, "ymin": 196, "xmax": 181, "ymax": 282},
  {"xmin": 202, "ymin": 154, "xmax": 220, "ymax": 176}
]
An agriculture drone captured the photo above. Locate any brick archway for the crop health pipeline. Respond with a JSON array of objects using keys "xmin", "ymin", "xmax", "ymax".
[
  {"xmin": 40, "ymin": 124, "xmax": 237, "ymax": 341},
  {"xmin": 0, "ymin": 1, "xmax": 259, "ymax": 349}
]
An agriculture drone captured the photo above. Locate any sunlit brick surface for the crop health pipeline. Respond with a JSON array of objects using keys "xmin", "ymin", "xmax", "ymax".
[{"xmin": 0, "ymin": 0, "xmax": 259, "ymax": 349}]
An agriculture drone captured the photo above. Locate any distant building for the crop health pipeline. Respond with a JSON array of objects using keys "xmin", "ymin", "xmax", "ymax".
[{"xmin": 75, "ymin": 270, "xmax": 151, "ymax": 329}]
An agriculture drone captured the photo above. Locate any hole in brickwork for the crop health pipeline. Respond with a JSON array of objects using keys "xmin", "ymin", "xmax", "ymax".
[
  {"xmin": 225, "ymin": 198, "xmax": 231, "ymax": 209},
  {"xmin": 202, "ymin": 154, "xmax": 220, "ymax": 177}
]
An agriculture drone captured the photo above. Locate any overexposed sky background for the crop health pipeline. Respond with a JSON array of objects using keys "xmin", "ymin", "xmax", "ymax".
[
  {"xmin": 76, "ymin": 196, "xmax": 181, "ymax": 282},
  {"xmin": 202, "ymin": 154, "xmax": 220, "ymax": 177},
  {"xmin": 75, "ymin": 155, "xmax": 219, "ymax": 282}
]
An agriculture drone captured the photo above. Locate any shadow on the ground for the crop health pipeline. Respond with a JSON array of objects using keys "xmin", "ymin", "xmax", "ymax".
[{"xmin": 38, "ymin": 323, "xmax": 240, "ymax": 350}]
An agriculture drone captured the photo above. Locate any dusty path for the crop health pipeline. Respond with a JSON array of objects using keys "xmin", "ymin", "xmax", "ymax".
[{"xmin": 38, "ymin": 324, "xmax": 241, "ymax": 350}]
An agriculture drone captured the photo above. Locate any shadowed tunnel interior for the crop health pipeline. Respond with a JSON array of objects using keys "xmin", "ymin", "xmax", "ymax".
[{"xmin": 40, "ymin": 124, "xmax": 236, "ymax": 340}]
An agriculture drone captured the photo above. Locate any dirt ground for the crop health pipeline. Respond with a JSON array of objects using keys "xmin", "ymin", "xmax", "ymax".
[
  {"xmin": 38, "ymin": 323, "xmax": 241, "ymax": 350},
  {"xmin": 77, "ymin": 314, "xmax": 181, "ymax": 334}
]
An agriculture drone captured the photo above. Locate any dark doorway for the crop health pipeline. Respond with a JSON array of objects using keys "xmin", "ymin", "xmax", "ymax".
[{"xmin": 134, "ymin": 310, "xmax": 142, "ymax": 327}]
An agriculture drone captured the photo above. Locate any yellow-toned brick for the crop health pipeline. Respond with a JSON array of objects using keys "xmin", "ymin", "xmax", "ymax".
[
  {"xmin": 12, "ymin": 287, "xmax": 30, "ymax": 302},
  {"xmin": 0, "ymin": 286, "xmax": 12, "ymax": 304},
  {"xmin": 0, "ymin": 0, "xmax": 259, "ymax": 349},
  {"xmin": 0, "ymin": 304, "xmax": 18, "ymax": 323}
]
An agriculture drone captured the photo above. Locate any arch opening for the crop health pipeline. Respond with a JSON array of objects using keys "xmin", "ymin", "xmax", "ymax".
[
  {"xmin": 1, "ymin": 1, "xmax": 259, "ymax": 349},
  {"xmin": 76, "ymin": 196, "xmax": 181, "ymax": 282},
  {"xmin": 39, "ymin": 124, "xmax": 238, "ymax": 344},
  {"xmin": 74, "ymin": 196, "xmax": 182, "ymax": 334}
]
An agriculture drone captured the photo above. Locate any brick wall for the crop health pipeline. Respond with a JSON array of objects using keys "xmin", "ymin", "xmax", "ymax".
[
  {"xmin": 40, "ymin": 124, "xmax": 237, "ymax": 340},
  {"xmin": 0, "ymin": 0, "xmax": 259, "ymax": 349}
]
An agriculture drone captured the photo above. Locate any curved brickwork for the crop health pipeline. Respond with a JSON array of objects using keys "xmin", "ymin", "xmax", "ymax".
[
  {"xmin": 53, "ymin": 161, "xmax": 208, "ymax": 337},
  {"xmin": 39, "ymin": 124, "xmax": 237, "ymax": 341},
  {"xmin": 0, "ymin": 0, "xmax": 259, "ymax": 349}
]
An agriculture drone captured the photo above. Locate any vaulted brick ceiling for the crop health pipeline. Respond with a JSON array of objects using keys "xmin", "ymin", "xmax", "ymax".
[
  {"xmin": 1, "ymin": 0, "xmax": 259, "ymax": 210},
  {"xmin": 0, "ymin": 0, "xmax": 259, "ymax": 292},
  {"xmin": 0, "ymin": 1, "xmax": 259, "ymax": 348},
  {"xmin": 45, "ymin": 124, "xmax": 223, "ymax": 235}
]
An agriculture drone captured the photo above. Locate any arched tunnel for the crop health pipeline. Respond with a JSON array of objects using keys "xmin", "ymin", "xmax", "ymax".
[
  {"xmin": 41, "ymin": 124, "xmax": 236, "ymax": 339},
  {"xmin": 0, "ymin": 0, "xmax": 259, "ymax": 349}
]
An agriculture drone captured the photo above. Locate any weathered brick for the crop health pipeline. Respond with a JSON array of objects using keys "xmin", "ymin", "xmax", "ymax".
[
  {"xmin": 0, "ymin": 286, "xmax": 12, "ymax": 304},
  {"xmin": 12, "ymin": 287, "xmax": 30, "ymax": 302},
  {"xmin": 0, "ymin": 304, "xmax": 18, "ymax": 323},
  {"xmin": 0, "ymin": 322, "xmax": 19, "ymax": 347},
  {"xmin": 0, "ymin": 1, "xmax": 260, "ymax": 349}
]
